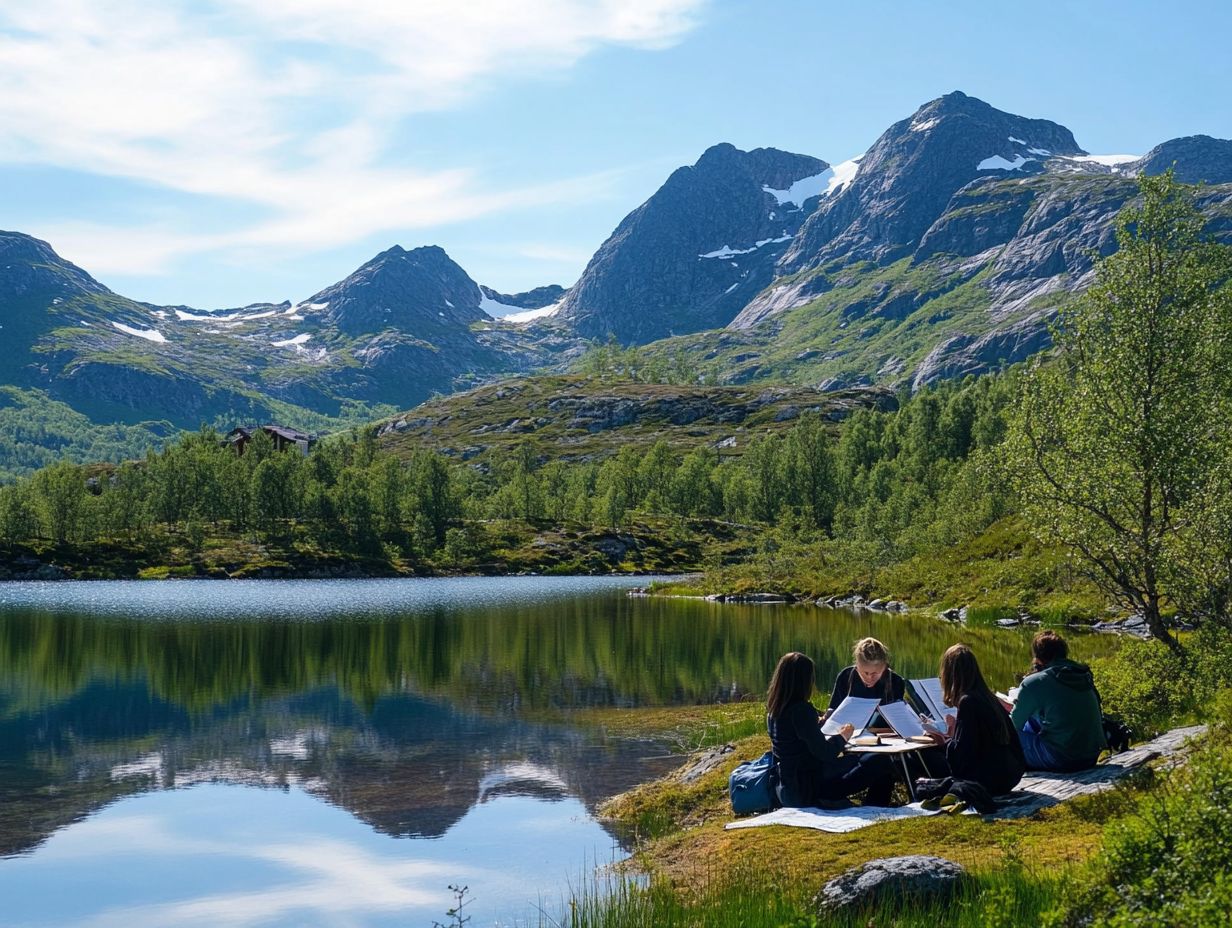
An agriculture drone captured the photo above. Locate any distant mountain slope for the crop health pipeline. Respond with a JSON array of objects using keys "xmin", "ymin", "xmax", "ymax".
[
  {"xmin": 374, "ymin": 374, "xmax": 894, "ymax": 467},
  {"xmin": 0, "ymin": 232, "xmax": 576, "ymax": 475}
]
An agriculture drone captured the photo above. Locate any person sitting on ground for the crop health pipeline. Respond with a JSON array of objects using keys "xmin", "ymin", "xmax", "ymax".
[
  {"xmin": 1009, "ymin": 630, "xmax": 1106, "ymax": 772},
  {"xmin": 767, "ymin": 651, "xmax": 897, "ymax": 808},
  {"xmin": 824, "ymin": 637, "xmax": 906, "ymax": 723},
  {"xmin": 925, "ymin": 644, "xmax": 1025, "ymax": 795}
]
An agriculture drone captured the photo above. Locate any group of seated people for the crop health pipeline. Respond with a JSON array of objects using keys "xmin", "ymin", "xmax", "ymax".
[{"xmin": 766, "ymin": 631, "xmax": 1107, "ymax": 808}]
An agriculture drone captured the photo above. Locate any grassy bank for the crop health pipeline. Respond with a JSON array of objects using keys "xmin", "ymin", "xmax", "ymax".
[
  {"xmin": 553, "ymin": 632, "xmax": 1232, "ymax": 927},
  {"xmin": 653, "ymin": 516, "xmax": 1107, "ymax": 620}
]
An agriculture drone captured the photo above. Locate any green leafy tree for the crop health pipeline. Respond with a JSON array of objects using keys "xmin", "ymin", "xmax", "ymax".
[
  {"xmin": 31, "ymin": 460, "xmax": 89, "ymax": 544},
  {"xmin": 1006, "ymin": 172, "xmax": 1232, "ymax": 649}
]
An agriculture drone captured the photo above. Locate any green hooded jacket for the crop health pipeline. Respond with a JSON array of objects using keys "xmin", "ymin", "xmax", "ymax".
[{"xmin": 1010, "ymin": 659, "xmax": 1106, "ymax": 766}]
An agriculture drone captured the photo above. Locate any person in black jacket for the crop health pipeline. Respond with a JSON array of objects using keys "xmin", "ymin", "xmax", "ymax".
[
  {"xmin": 767, "ymin": 651, "xmax": 897, "ymax": 808},
  {"xmin": 925, "ymin": 644, "xmax": 1025, "ymax": 796},
  {"xmin": 825, "ymin": 637, "xmax": 906, "ymax": 722}
]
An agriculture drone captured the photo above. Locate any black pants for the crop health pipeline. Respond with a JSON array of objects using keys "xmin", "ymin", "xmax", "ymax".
[{"xmin": 817, "ymin": 753, "xmax": 896, "ymax": 806}]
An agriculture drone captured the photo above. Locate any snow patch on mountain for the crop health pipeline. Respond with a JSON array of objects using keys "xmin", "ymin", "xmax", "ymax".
[
  {"xmin": 479, "ymin": 292, "xmax": 524, "ymax": 317},
  {"xmin": 1070, "ymin": 153, "xmax": 1140, "ymax": 166},
  {"xmin": 112, "ymin": 322, "xmax": 166, "ymax": 343},
  {"xmin": 272, "ymin": 333, "xmax": 311, "ymax": 347},
  {"xmin": 502, "ymin": 300, "xmax": 563, "ymax": 324},
  {"xmin": 699, "ymin": 234, "xmax": 792, "ymax": 259},
  {"xmin": 978, "ymin": 154, "xmax": 1034, "ymax": 171},
  {"xmin": 763, "ymin": 158, "xmax": 861, "ymax": 206}
]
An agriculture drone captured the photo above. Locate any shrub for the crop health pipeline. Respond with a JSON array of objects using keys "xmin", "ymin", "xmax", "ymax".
[
  {"xmin": 1047, "ymin": 729, "xmax": 1232, "ymax": 927},
  {"xmin": 1092, "ymin": 626, "xmax": 1232, "ymax": 737}
]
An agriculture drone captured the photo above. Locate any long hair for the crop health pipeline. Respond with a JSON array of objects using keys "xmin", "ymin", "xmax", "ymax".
[
  {"xmin": 849, "ymin": 637, "xmax": 893, "ymax": 700},
  {"xmin": 939, "ymin": 644, "xmax": 1011, "ymax": 744},
  {"xmin": 767, "ymin": 652, "xmax": 815, "ymax": 719}
]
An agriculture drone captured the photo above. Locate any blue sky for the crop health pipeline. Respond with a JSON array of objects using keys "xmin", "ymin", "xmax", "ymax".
[{"xmin": 1, "ymin": 0, "xmax": 1229, "ymax": 309}]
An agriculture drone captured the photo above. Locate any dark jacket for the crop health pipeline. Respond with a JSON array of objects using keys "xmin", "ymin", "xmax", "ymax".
[
  {"xmin": 946, "ymin": 693, "xmax": 1025, "ymax": 795},
  {"xmin": 1010, "ymin": 659, "xmax": 1106, "ymax": 768},
  {"xmin": 828, "ymin": 666, "xmax": 906, "ymax": 711},
  {"xmin": 767, "ymin": 699, "xmax": 849, "ymax": 807}
]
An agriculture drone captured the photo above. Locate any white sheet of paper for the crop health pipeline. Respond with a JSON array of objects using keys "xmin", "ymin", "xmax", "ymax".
[
  {"xmin": 996, "ymin": 686, "xmax": 1022, "ymax": 705},
  {"xmin": 821, "ymin": 695, "xmax": 882, "ymax": 735},
  {"xmin": 911, "ymin": 678, "xmax": 957, "ymax": 723},
  {"xmin": 878, "ymin": 700, "xmax": 930, "ymax": 740}
]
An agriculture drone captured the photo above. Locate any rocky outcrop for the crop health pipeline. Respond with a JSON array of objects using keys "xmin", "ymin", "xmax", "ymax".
[
  {"xmin": 479, "ymin": 283, "xmax": 567, "ymax": 310},
  {"xmin": 1130, "ymin": 135, "xmax": 1232, "ymax": 185},
  {"xmin": 815, "ymin": 855, "xmax": 968, "ymax": 914}
]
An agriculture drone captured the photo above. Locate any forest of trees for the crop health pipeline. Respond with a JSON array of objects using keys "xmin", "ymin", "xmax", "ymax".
[{"xmin": 0, "ymin": 372, "xmax": 1016, "ymax": 573}]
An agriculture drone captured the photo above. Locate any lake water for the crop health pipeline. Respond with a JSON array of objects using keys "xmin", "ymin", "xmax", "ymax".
[{"xmin": 0, "ymin": 578, "xmax": 1118, "ymax": 927}]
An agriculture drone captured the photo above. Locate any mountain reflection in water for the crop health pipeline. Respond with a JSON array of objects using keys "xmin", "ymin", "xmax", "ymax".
[{"xmin": 0, "ymin": 578, "xmax": 1119, "ymax": 926}]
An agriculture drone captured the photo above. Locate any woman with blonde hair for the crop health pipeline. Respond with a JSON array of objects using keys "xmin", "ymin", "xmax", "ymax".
[
  {"xmin": 766, "ymin": 651, "xmax": 896, "ymax": 808},
  {"xmin": 925, "ymin": 644, "xmax": 1025, "ymax": 794},
  {"xmin": 824, "ymin": 637, "xmax": 905, "ymax": 722}
]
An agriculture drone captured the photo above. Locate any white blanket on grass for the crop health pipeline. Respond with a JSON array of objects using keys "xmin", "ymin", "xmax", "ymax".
[{"xmin": 724, "ymin": 802, "xmax": 942, "ymax": 833}]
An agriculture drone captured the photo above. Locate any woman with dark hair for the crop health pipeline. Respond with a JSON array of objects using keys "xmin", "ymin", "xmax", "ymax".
[
  {"xmin": 925, "ymin": 644, "xmax": 1025, "ymax": 795},
  {"xmin": 766, "ymin": 651, "xmax": 897, "ymax": 808}
]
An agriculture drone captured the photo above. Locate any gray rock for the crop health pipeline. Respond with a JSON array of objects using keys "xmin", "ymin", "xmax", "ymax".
[
  {"xmin": 676, "ymin": 743, "xmax": 736, "ymax": 784},
  {"xmin": 815, "ymin": 855, "xmax": 968, "ymax": 914},
  {"xmin": 939, "ymin": 607, "xmax": 962, "ymax": 622},
  {"xmin": 725, "ymin": 592, "xmax": 793, "ymax": 604}
]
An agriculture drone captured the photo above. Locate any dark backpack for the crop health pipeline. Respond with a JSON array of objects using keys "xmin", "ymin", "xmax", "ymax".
[
  {"xmin": 1102, "ymin": 714, "xmax": 1132, "ymax": 754},
  {"xmin": 728, "ymin": 751, "xmax": 779, "ymax": 815}
]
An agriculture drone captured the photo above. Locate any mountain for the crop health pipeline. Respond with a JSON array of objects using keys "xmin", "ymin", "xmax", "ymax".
[
  {"xmin": 0, "ymin": 234, "xmax": 574, "ymax": 461},
  {"xmin": 556, "ymin": 143, "xmax": 837, "ymax": 343},
  {"xmin": 662, "ymin": 95, "xmax": 1232, "ymax": 391},
  {"xmin": 5, "ymin": 91, "xmax": 1232, "ymax": 474}
]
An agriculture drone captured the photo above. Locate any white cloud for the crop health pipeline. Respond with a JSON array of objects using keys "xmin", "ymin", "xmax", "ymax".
[{"xmin": 0, "ymin": 0, "xmax": 705, "ymax": 275}]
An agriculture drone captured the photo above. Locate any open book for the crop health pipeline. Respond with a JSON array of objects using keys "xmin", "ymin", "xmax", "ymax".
[
  {"xmin": 995, "ymin": 686, "xmax": 1022, "ymax": 706},
  {"xmin": 909, "ymin": 677, "xmax": 958, "ymax": 732},
  {"xmin": 876, "ymin": 700, "xmax": 935, "ymax": 742},
  {"xmin": 821, "ymin": 696, "xmax": 882, "ymax": 736}
]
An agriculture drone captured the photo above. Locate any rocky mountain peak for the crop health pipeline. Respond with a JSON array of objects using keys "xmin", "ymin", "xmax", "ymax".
[
  {"xmin": 1131, "ymin": 135, "xmax": 1232, "ymax": 185},
  {"xmin": 0, "ymin": 231, "xmax": 111, "ymax": 301},
  {"xmin": 778, "ymin": 93, "xmax": 1085, "ymax": 274},
  {"xmin": 556, "ymin": 144, "xmax": 830, "ymax": 344},
  {"xmin": 315, "ymin": 244, "xmax": 487, "ymax": 336}
]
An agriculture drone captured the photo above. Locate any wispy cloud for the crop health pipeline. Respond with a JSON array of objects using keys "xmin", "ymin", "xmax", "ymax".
[{"xmin": 0, "ymin": 0, "xmax": 705, "ymax": 275}]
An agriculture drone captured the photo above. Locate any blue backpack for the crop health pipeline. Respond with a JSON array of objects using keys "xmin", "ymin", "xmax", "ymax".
[{"xmin": 729, "ymin": 750, "xmax": 779, "ymax": 815}]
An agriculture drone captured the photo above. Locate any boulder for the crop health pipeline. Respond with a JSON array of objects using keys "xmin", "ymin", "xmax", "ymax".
[
  {"xmin": 939, "ymin": 607, "xmax": 962, "ymax": 621},
  {"xmin": 815, "ymin": 855, "xmax": 968, "ymax": 914}
]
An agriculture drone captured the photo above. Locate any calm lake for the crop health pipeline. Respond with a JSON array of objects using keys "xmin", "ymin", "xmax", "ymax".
[{"xmin": 0, "ymin": 578, "xmax": 1117, "ymax": 927}]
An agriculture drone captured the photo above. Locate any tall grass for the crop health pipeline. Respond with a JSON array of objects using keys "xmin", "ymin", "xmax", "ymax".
[{"xmin": 537, "ymin": 862, "xmax": 1067, "ymax": 928}]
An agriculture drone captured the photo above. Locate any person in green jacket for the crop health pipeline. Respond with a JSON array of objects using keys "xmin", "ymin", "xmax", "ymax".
[{"xmin": 1009, "ymin": 630, "xmax": 1106, "ymax": 771}]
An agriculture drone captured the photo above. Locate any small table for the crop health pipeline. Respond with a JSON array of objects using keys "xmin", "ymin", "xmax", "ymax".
[{"xmin": 845, "ymin": 735, "xmax": 937, "ymax": 800}]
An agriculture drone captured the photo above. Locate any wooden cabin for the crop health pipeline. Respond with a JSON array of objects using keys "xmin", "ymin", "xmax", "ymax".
[{"xmin": 224, "ymin": 425, "xmax": 316, "ymax": 456}]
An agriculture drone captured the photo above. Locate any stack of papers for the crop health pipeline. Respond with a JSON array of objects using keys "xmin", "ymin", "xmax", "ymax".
[{"xmin": 821, "ymin": 696, "xmax": 882, "ymax": 736}]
